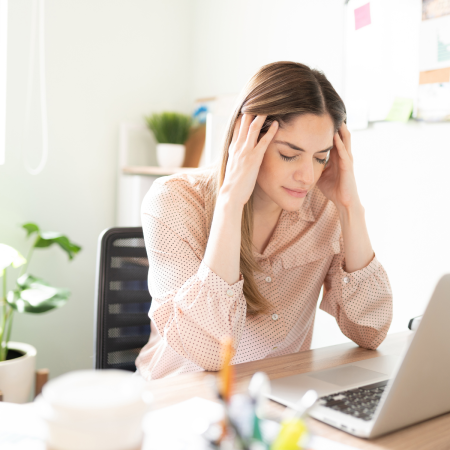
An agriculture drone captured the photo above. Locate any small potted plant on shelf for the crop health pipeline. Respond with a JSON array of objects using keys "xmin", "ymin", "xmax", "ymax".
[
  {"xmin": 0, "ymin": 223, "xmax": 81, "ymax": 403},
  {"xmin": 145, "ymin": 111, "xmax": 193, "ymax": 168}
]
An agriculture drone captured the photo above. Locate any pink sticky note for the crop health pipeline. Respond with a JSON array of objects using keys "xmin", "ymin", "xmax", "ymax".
[{"xmin": 354, "ymin": 3, "xmax": 371, "ymax": 30}]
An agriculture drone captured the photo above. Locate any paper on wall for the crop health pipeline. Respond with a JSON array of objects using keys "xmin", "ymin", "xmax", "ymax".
[
  {"xmin": 419, "ymin": 66, "xmax": 450, "ymax": 83},
  {"xmin": 419, "ymin": 14, "xmax": 450, "ymax": 71},
  {"xmin": 416, "ymin": 82, "xmax": 450, "ymax": 120},
  {"xmin": 385, "ymin": 98, "xmax": 414, "ymax": 122},
  {"xmin": 354, "ymin": 3, "xmax": 372, "ymax": 30},
  {"xmin": 344, "ymin": 0, "xmax": 421, "ymax": 123},
  {"xmin": 422, "ymin": 0, "xmax": 450, "ymax": 20}
]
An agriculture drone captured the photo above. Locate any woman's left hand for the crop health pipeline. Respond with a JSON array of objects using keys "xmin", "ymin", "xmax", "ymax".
[{"xmin": 317, "ymin": 122, "xmax": 361, "ymax": 212}]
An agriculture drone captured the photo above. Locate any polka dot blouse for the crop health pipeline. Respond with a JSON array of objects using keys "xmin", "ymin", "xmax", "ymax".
[{"xmin": 135, "ymin": 169, "xmax": 393, "ymax": 380}]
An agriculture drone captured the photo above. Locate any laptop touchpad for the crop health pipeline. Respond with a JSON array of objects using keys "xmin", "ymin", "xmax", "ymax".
[{"xmin": 306, "ymin": 366, "xmax": 387, "ymax": 387}]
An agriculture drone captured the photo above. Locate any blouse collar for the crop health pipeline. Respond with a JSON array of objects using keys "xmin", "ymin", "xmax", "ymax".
[{"xmin": 285, "ymin": 190, "xmax": 316, "ymax": 224}]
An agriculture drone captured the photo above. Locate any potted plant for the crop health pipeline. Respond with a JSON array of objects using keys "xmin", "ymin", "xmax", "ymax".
[
  {"xmin": 145, "ymin": 111, "xmax": 193, "ymax": 168},
  {"xmin": 0, "ymin": 223, "xmax": 81, "ymax": 403}
]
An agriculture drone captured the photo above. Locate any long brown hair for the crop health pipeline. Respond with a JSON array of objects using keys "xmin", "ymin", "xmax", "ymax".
[{"xmin": 212, "ymin": 62, "xmax": 346, "ymax": 315}]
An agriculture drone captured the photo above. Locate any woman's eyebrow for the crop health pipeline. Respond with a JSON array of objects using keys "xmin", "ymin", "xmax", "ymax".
[{"xmin": 274, "ymin": 140, "xmax": 332, "ymax": 153}]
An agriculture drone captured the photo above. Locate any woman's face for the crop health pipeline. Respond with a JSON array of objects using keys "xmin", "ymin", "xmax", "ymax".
[{"xmin": 254, "ymin": 113, "xmax": 335, "ymax": 212}]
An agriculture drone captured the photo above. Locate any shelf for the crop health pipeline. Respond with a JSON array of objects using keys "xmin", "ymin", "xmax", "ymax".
[{"xmin": 122, "ymin": 166, "xmax": 198, "ymax": 176}]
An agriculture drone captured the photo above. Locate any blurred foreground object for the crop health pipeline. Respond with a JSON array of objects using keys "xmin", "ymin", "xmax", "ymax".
[
  {"xmin": 271, "ymin": 390, "xmax": 318, "ymax": 450},
  {"xmin": 36, "ymin": 369, "xmax": 151, "ymax": 450},
  {"xmin": 219, "ymin": 336, "xmax": 235, "ymax": 403}
]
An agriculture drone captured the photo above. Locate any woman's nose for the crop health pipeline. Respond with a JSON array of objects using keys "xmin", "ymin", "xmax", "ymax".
[{"xmin": 293, "ymin": 161, "xmax": 314, "ymax": 186}]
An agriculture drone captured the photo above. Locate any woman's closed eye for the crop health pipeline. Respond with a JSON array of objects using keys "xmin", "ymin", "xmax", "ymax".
[
  {"xmin": 279, "ymin": 153, "xmax": 297, "ymax": 162},
  {"xmin": 279, "ymin": 153, "xmax": 328, "ymax": 165}
]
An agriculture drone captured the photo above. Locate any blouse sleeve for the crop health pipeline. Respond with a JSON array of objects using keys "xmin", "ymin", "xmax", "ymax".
[
  {"xmin": 320, "ymin": 237, "xmax": 393, "ymax": 350},
  {"xmin": 141, "ymin": 178, "xmax": 247, "ymax": 372}
]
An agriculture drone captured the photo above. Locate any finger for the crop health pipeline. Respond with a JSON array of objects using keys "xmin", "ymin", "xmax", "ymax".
[
  {"xmin": 231, "ymin": 116, "xmax": 242, "ymax": 146},
  {"xmin": 255, "ymin": 120, "xmax": 279, "ymax": 153},
  {"xmin": 237, "ymin": 114, "xmax": 255, "ymax": 145},
  {"xmin": 324, "ymin": 146, "xmax": 335, "ymax": 167},
  {"xmin": 338, "ymin": 122, "xmax": 352, "ymax": 157},
  {"xmin": 245, "ymin": 115, "xmax": 267, "ymax": 148},
  {"xmin": 323, "ymin": 146, "xmax": 338, "ymax": 172},
  {"xmin": 334, "ymin": 132, "xmax": 351, "ymax": 162}
]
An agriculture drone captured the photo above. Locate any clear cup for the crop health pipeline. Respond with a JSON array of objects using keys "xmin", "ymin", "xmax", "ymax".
[{"xmin": 36, "ymin": 370, "xmax": 151, "ymax": 450}]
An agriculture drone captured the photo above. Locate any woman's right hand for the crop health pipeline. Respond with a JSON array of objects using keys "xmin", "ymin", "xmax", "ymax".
[{"xmin": 220, "ymin": 114, "xmax": 279, "ymax": 207}]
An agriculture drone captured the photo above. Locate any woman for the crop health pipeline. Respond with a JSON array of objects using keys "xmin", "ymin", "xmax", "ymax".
[{"xmin": 136, "ymin": 62, "xmax": 393, "ymax": 380}]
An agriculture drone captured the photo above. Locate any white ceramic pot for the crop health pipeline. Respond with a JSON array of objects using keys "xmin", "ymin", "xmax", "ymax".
[
  {"xmin": 0, "ymin": 341, "xmax": 36, "ymax": 403},
  {"xmin": 156, "ymin": 143, "xmax": 185, "ymax": 168}
]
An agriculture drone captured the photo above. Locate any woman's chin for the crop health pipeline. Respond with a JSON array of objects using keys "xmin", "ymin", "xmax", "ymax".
[{"xmin": 277, "ymin": 196, "xmax": 305, "ymax": 212}]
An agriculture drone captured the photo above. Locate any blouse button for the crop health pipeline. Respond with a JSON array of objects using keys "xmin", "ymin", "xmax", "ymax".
[
  {"xmin": 272, "ymin": 313, "xmax": 279, "ymax": 321},
  {"xmin": 226, "ymin": 289, "xmax": 235, "ymax": 297},
  {"xmin": 343, "ymin": 277, "xmax": 350, "ymax": 284},
  {"xmin": 265, "ymin": 276, "xmax": 272, "ymax": 283}
]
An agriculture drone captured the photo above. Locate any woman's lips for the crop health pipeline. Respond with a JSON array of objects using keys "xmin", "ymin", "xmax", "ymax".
[{"xmin": 282, "ymin": 186, "xmax": 308, "ymax": 198}]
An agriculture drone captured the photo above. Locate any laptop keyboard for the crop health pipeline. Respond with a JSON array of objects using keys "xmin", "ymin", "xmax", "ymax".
[{"xmin": 317, "ymin": 380, "xmax": 389, "ymax": 421}]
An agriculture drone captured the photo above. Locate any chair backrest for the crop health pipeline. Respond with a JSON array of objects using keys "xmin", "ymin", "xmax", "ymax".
[{"xmin": 94, "ymin": 227, "xmax": 151, "ymax": 371}]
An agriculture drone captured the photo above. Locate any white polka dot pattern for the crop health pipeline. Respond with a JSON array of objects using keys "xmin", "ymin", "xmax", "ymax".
[{"xmin": 135, "ymin": 169, "xmax": 393, "ymax": 380}]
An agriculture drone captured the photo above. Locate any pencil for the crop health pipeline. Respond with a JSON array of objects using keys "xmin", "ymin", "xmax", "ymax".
[{"xmin": 219, "ymin": 336, "xmax": 234, "ymax": 403}]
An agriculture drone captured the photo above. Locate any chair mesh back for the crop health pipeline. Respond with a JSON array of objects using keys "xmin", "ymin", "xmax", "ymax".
[{"xmin": 94, "ymin": 228, "xmax": 151, "ymax": 371}]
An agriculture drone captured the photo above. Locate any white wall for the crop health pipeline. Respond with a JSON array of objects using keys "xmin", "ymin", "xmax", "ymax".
[
  {"xmin": 0, "ymin": 0, "xmax": 6, "ymax": 165},
  {"xmin": 190, "ymin": 0, "xmax": 346, "ymax": 102},
  {"xmin": 1, "ymin": 0, "xmax": 192, "ymax": 378}
]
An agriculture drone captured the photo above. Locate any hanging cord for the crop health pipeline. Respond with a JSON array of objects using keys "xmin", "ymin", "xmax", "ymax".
[{"xmin": 22, "ymin": 0, "xmax": 48, "ymax": 175}]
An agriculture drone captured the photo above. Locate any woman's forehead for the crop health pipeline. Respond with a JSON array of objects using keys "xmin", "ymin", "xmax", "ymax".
[{"xmin": 276, "ymin": 114, "xmax": 334, "ymax": 149}]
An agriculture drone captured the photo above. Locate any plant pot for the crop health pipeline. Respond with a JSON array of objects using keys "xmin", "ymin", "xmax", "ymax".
[
  {"xmin": 156, "ymin": 143, "xmax": 185, "ymax": 168},
  {"xmin": 0, "ymin": 341, "xmax": 36, "ymax": 403}
]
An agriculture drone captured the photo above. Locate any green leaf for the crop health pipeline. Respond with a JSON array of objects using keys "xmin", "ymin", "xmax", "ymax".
[
  {"xmin": 34, "ymin": 232, "xmax": 81, "ymax": 260},
  {"xmin": 145, "ymin": 111, "xmax": 193, "ymax": 144},
  {"xmin": 7, "ymin": 274, "xmax": 70, "ymax": 313},
  {"xmin": 0, "ymin": 244, "xmax": 27, "ymax": 271},
  {"xmin": 12, "ymin": 253, "xmax": 26, "ymax": 268},
  {"xmin": 22, "ymin": 223, "xmax": 40, "ymax": 238},
  {"xmin": 17, "ymin": 273, "xmax": 48, "ymax": 289}
]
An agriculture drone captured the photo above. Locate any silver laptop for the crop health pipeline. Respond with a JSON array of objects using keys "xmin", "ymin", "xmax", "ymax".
[{"xmin": 268, "ymin": 274, "xmax": 450, "ymax": 438}]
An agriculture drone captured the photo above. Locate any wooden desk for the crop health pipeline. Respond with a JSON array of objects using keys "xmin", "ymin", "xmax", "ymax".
[{"xmin": 148, "ymin": 332, "xmax": 450, "ymax": 450}]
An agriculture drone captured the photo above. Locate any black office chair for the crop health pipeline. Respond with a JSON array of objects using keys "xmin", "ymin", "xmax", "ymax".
[{"xmin": 94, "ymin": 227, "xmax": 152, "ymax": 371}]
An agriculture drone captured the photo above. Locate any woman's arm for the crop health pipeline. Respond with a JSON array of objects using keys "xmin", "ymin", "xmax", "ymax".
[
  {"xmin": 321, "ymin": 242, "xmax": 393, "ymax": 350},
  {"xmin": 318, "ymin": 122, "xmax": 392, "ymax": 349},
  {"xmin": 338, "ymin": 203, "xmax": 374, "ymax": 273},
  {"xmin": 203, "ymin": 114, "xmax": 279, "ymax": 284},
  {"xmin": 317, "ymin": 122, "xmax": 374, "ymax": 272},
  {"xmin": 203, "ymin": 194, "xmax": 243, "ymax": 285},
  {"xmin": 137, "ymin": 116, "xmax": 278, "ymax": 377},
  {"xmin": 139, "ymin": 180, "xmax": 248, "ymax": 375}
]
